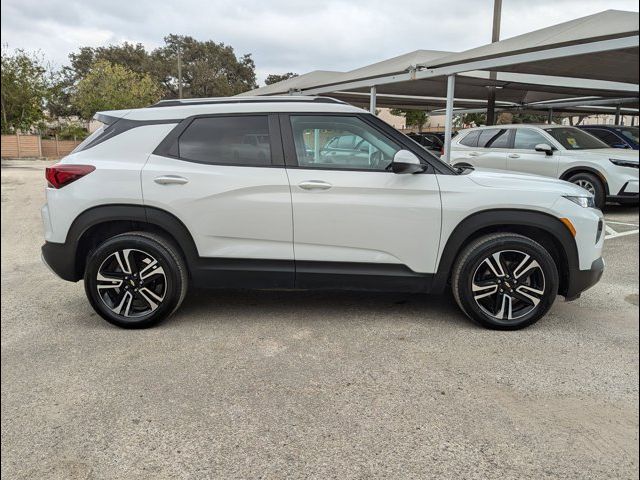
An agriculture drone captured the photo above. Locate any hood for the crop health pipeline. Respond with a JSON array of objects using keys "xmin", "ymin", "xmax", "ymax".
[
  {"xmin": 563, "ymin": 148, "xmax": 639, "ymax": 163},
  {"xmin": 468, "ymin": 168, "xmax": 588, "ymax": 196}
]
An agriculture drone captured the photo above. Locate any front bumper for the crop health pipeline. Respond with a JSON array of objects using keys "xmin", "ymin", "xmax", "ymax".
[
  {"xmin": 609, "ymin": 180, "xmax": 640, "ymax": 202},
  {"xmin": 564, "ymin": 257, "xmax": 605, "ymax": 301}
]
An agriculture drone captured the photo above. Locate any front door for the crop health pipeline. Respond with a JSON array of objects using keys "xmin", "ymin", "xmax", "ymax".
[
  {"xmin": 507, "ymin": 127, "xmax": 559, "ymax": 177},
  {"xmin": 281, "ymin": 113, "xmax": 442, "ymax": 287}
]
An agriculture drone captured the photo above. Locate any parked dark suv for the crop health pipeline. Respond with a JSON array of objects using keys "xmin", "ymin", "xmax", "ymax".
[{"xmin": 579, "ymin": 125, "xmax": 639, "ymax": 150}]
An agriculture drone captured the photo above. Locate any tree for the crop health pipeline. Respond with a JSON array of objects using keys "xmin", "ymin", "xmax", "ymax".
[
  {"xmin": 265, "ymin": 72, "xmax": 298, "ymax": 85},
  {"xmin": 68, "ymin": 43, "xmax": 153, "ymax": 79},
  {"xmin": 1, "ymin": 49, "xmax": 49, "ymax": 133},
  {"xmin": 150, "ymin": 34, "xmax": 258, "ymax": 98},
  {"xmin": 390, "ymin": 109, "xmax": 429, "ymax": 131},
  {"xmin": 72, "ymin": 61, "xmax": 162, "ymax": 119}
]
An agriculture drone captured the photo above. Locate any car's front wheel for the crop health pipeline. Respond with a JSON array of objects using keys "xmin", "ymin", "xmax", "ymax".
[
  {"xmin": 567, "ymin": 172, "xmax": 606, "ymax": 209},
  {"xmin": 84, "ymin": 232, "xmax": 188, "ymax": 328},
  {"xmin": 452, "ymin": 233, "xmax": 559, "ymax": 330}
]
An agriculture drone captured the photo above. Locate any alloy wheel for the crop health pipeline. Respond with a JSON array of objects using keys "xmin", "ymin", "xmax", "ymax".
[
  {"xmin": 575, "ymin": 179, "xmax": 596, "ymax": 195},
  {"xmin": 472, "ymin": 250, "xmax": 546, "ymax": 322},
  {"xmin": 96, "ymin": 248, "xmax": 167, "ymax": 318}
]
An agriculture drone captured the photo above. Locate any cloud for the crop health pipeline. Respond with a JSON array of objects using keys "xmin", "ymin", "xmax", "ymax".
[{"xmin": 2, "ymin": 0, "xmax": 638, "ymax": 83}]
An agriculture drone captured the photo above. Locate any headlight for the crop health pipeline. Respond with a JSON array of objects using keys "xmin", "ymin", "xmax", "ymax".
[
  {"xmin": 610, "ymin": 158, "xmax": 639, "ymax": 169},
  {"xmin": 564, "ymin": 195, "xmax": 596, "ymax": 208}
]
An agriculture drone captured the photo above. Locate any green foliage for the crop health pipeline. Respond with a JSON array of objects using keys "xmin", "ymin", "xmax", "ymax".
[
  {"xmin": 265, "ymin": 72, "xmax": 298, "ymax": 85},
  {"xmin": 56, "ymin": 122, "xmax": 89, "ymax": 140},
  {"xmin": 454, "ymin": 113, "xmax": 487, "ymax": 127},
  {"xmin": 72, "ymin": 61, "xmax": 162, "ymax": 119},
  {"xmin": 150, "ymin": 34, "xmax": 258, "ymax": 98},
  {"xmin": 390, "ymin": 109, "xmax": 429, "ymax": 130},
  {"xmin": 1, "ymin": 49, "xmax": 49, "ymax": 133}
]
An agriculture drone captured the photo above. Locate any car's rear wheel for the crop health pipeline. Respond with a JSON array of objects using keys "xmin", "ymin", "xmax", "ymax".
[
  {"xmin": 84, "ymin": 232, "xmax": 188, "ymax": 328},
  {"xmin": 567, "ymin": 172, "xmax": 606, "ymax": 209},
  {"xmin": 452, "ymin": 233, "xmax": 559, "ymax": 330}
]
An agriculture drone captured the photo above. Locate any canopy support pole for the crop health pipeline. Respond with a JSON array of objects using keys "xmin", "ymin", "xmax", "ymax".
[
  {"xmin": 369, "ymin": 86, "xmax": 377, "ymax": 115},
  {"xmin": 486, "ymin": 0, "xmax": 502, "ymax": 125},
  {"xmin": 615, "ymin": 104, "xmax": 622, "ymax": 125},
  {"xmin": 547, "ymin": 108, "xmax": 554, "ymax": 124},
  {"xmin": 444, "ymin": 74, "xmax": 456, "ymax": 164}
]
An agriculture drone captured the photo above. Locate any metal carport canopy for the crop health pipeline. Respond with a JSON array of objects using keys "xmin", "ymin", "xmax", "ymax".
[{"xmin": 296, "ymin": 10, "xmax": 639, "ymax": 161}]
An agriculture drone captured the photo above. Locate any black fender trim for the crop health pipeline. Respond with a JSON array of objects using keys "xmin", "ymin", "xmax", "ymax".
[
  {"xmin": 431, "ymin": 209, "xmax": 580, "ymax": 295},
  {"xmin": 42, "ymin": 204, "xmax": 199, "ymax": 282},
  {"xmin": 560, "ymin": 166, "xmax": 610, "ymax": 196}
]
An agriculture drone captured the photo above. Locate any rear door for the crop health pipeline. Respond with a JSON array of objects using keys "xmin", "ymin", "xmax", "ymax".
[
  {"xmin": 281, "ymin": 113, "xmax": 442, "ymax": 284},
  {"xmin": 142, "ymin": 114, "xmax": 294, "ymax": 286},
  {"xmin": 452, "ymin": 128, "xmax": 510, "ymax": 169},
  {"xmin": 507, "ymin": 127, "xmax": 559, "ymax": 177}
]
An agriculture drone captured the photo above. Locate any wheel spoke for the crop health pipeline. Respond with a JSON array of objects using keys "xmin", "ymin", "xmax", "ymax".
[
  {"xmin": 496, "ymin": 294, "xmax": 514, "ymax": 320},
  {"xmin": 483, "ymin": 252, "xmax": 507, "ymax": 278},
  {"xmin": 111, "ymin": 290, "xmax": 134, "ymax": 316},
  {"xmin": 514, "ymin": 285, "xmax": 545, "ymax": 307},
  {"xmin": 472, "ymin": 281, "xmax": 499, "ymax": 301},
  {"xmin": 139, "ymin": 260, "xmax": 165, "ymax": 281},
  {"xmin": 137, "ymin": 287, "xmax": 163, "ymax": 312},
  {"xmin": 97, "ymin": 271, "xmax": 124, "ymax": 290}
]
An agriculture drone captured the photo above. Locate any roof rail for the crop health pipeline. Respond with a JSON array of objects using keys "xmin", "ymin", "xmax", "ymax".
[{"xmin": 148, "ymin": 96, "xmax": 346, "ymax": 108}]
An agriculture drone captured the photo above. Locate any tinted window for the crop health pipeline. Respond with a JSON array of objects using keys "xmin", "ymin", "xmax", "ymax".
[
  {"xmin": 179, "ymin": 116, "xmax": 271, "ymax": 165},
  {"xmin": 290, "ymin": 115, "xmax": 401, "ymax": 170},
  {"xmin": 543, "ymin": 127, "xmax": 608, "ymax": 150},
  {"xmin": 587, "ymin": 129, "xmax": 623, "ymax": 146},
  {"xmin": 618, "ymin": 127, "xmax": 639, "ymax": 144},
  {"xmin": 459, "ymin": 130, "xmax": 481, "ymax": 147},
  {"xmin": 513, "ymin": 128, "xmax": 550, "ymax": 150},
  {"xmin": 478, "ymin": 129, "xmax": 510, "ymax": 148}
]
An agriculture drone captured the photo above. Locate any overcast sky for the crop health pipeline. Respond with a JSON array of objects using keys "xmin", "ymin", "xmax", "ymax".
[{"xmin": 1, "ymin": 0, "xmax": 638, "ymax": 84}]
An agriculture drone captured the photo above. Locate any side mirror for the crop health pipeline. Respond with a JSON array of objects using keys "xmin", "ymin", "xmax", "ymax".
[
  {"xmin": 535, "ymin": 143, "xmax": 554, "ymax": 156},
  {"xmin": 612, "ymin": 143, "xmax": 630, "ymax": 149},
  {"xmin": 391, "ymin": 150, "xmax": 425, "ymax": 174}
]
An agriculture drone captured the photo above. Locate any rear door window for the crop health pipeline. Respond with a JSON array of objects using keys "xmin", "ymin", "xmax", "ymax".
[
  {"xmin": 459, "ymin": 130, "xmax": 481, "ymax": 147},
  {"xmin": 178, "ymin": 116, "xmax": 272, "ymax": 166},
  {"xmin": 479, "ymin": 129, "xmax": 511, "ymax": 148}
]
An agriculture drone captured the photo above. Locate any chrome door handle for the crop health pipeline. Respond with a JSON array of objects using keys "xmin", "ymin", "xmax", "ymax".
[
  {"xmin": 468, "ymin": 152, "xmax": 480, "ymax": 157},
  {"xmin": 508, "ymin": 154, "xmax": 521, "ymax": 159},
  {"xmin": 154, "ymin": 175, "xmax": 189, "ymax": 185},
  {"xmin": 298, "ymin": 180, "xmax": 332, "ymax": 190}
]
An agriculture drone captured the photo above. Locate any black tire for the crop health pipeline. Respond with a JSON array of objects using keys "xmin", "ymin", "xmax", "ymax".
[
  {"xmin": 567, "ymin": 172, "xmax": 606, "ymax": 209},
  {"xmin": 84, "ymin": 232, "xmax": 188, "ymax": 328},
  {"xmin": 452, "ymin": 233, "xmax": 559, "ymax": 330}
]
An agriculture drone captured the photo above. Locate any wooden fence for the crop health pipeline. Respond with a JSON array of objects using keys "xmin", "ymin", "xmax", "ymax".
[{"xmin": 1, "ymin": 134, "xmax": 82, "ymax": 159}]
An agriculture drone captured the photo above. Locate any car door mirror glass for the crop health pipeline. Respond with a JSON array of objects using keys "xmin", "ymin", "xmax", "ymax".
[{"xmin": 392, "ymin": 150, "xmax": 424, "ymax": 174}]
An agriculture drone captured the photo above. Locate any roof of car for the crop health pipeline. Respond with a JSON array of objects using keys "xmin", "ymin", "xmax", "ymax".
[
  {"xmin": 579, "ymin": 124, "xmax": 637, "ymax": 128},
  {"xmin": 458, "ymin": 124, "xmax": 578, "ymax": 132},
  {"xmin": 96, "ymin": 96, "xmax": 365, "ymax": 123}
]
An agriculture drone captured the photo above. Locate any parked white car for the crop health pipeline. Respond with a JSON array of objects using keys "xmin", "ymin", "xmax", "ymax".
[
  {"xmin": 449, "ymin": 124, "xmax": 639, "ymax": 209},
  {"xmin": 42, "ymin": 97, "xmax": 605, "ymax": 330}
]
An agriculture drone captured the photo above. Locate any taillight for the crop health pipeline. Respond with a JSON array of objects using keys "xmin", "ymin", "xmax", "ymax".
[{"xmin": 45, "ymin": 164, "xmax": 95, "ymax": 189}]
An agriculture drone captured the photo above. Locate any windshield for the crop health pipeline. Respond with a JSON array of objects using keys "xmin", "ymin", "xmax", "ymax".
[
  {"xmin": 618, "ymin": 127, "xmax": 639, "ymax": 144},
  {"xmin": 543, "ymin": 127, "xmax": 609, "ymax": 150}
]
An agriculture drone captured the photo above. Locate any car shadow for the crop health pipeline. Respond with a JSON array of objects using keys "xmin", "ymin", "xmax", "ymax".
[{"xmin": 168, "ymin": 288, "xmax": 475, "ymax": 329}]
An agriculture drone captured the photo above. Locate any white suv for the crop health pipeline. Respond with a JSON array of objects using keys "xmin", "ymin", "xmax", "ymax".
[
  {"xmin": 41, "ymin": 97, "xmax": 605, "ymax": 330},
  {"xmin": 449, "ymin": 124, "xmax": 639, "ymax": 209}
]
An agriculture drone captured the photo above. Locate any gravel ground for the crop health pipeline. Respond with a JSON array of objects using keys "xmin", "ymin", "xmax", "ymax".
[{"xmin": 2, "ymin": 159, "xmax": 639, "ymax": 480}]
